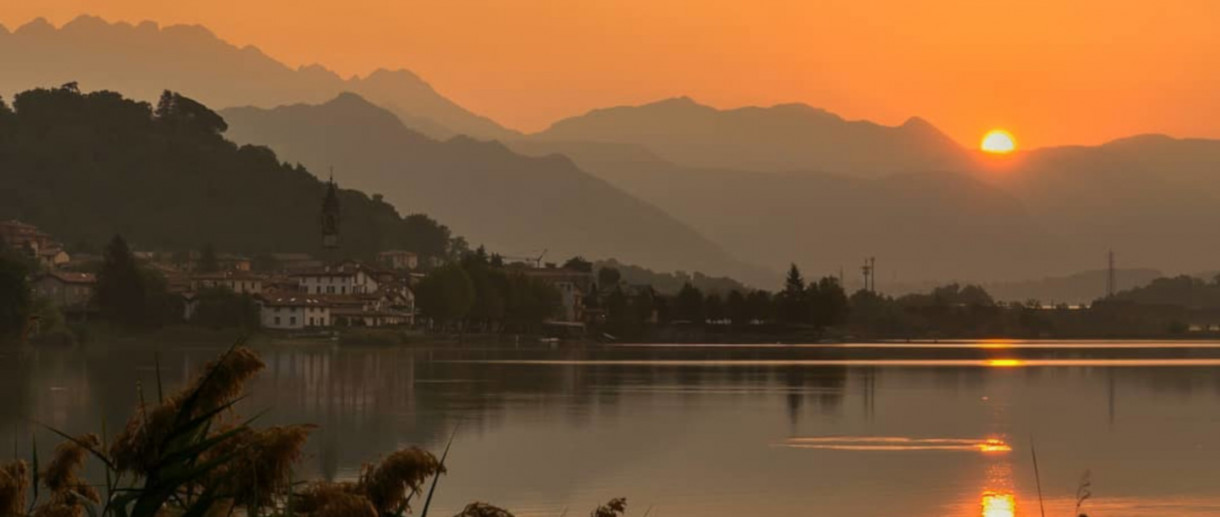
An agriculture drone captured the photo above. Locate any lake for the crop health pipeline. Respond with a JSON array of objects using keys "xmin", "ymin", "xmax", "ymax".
[{"xmin": 5, "ymin": 339, "xmax": 1220, "ymax": 516}]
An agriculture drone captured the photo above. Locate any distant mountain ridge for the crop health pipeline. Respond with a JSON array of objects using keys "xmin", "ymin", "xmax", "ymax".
[
  {"xmin": 0, "ymin": 15, "xmax": 517, "ymax": 141},
  {"xmin": 529, "ymin": 96, "xmax": 972, "ymax": 177},
  {"xmin": 219, "ymin": 93, "xmax": 773, "ymax": 286}
]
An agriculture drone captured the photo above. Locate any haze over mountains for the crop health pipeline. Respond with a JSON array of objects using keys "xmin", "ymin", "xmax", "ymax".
[
  {"xmin": 531, "ymin": 97, "xmax": 973, "ymax": 177},
  {"xmin": 219, "ymin": 93, "xmax": 770, "ymax": 286},
  {"xmin": 0, "ymin": 15, "xmax": 515, "ymax": 141},
  {"xmin": 7, "ymin": 14, "xmax": 1220, "ymax": 299}
]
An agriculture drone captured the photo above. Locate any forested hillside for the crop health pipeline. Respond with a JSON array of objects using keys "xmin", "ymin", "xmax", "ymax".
[{"xmin": 0, "ymin": 84, "xmax": 454, "ymax": 258}]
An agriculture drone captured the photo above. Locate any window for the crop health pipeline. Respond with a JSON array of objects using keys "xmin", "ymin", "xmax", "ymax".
[
  {"xmin": 274, "ymin": 317, "xmax": 281, "ymax": 326},
  {"xmin": 341, "ymin": 286, "xmax": 346, "ymax": 294},
  {"xmin": 290, "ymin": 316, "xmax": 296, "ymax": 326}
]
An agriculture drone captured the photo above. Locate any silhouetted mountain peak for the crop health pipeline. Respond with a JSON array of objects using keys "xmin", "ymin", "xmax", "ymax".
[
  {"xmin": 61, "ymin": 14, "xmax": 110, "ymax": 31},
  {"xmin": 0, "ymin": 15, "xmax": 516, "ymax": 141},
  {"xmin": 14, "ymin": 17, "xmax": 54, "ymax": 36}
]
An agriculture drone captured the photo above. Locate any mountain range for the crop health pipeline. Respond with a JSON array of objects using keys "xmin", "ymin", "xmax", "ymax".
[
  {"xmin": 7, "ymin": 15, "xmax": 1220, "ymax": 294},
  {"xmin": 531, "ymin": 97, "xmax": 972, "ymax": 177},
  {"xmin": 0, "ymin": 15, "xmax": 515, "ymax": 141},
  {"xmin": 219, "ymin": 93, "xmax": 770, "ymax": 285}
]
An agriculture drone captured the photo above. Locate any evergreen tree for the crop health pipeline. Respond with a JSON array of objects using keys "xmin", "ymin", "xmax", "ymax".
[
  {"xmin": 780, "ymin": 263, "xmax": 809, "ymax": 325},
  {"xmin": 97, "ymin": 235, "xmax": 148, "ymax": 327}
]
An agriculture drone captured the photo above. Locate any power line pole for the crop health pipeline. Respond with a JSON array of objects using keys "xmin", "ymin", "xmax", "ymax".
[{"xmin": 870, "ymin": 257, "xmax": 877, "ymax": 293}]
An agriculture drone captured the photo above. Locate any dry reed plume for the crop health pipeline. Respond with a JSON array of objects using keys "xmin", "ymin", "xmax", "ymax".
[
  {"xmin": 30, "ymin": 434, "xmax": 103, "ymax": 517},
  {"xmin": 206, "ymin": 424, "xmax": 315, "ymax": 508},
  {"xmin": 0, "ymin": 461, "xmax": 29, "ymax": 517},
  {"xmin": 590, "ymin": 498, "xmax": 627, "ymax": 517},
  {"xmin": 109, "ymin": 347, "xmax": 265, "ymax": 474},
  {"xmin": 359, "ymin": 446, "xmax": 445, "ymax": 514}
]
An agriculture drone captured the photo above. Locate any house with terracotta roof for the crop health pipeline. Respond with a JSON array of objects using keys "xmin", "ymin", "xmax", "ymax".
[
  {"xmin": 31, "ymin": 271, "xmax": 96, "ymax": 308},
  {"xmin": 0, "ymin": 220, "xmax": 71, "ymax": 269}
]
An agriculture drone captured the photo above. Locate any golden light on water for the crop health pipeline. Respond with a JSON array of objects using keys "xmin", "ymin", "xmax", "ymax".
[
  {"xmin": 978, "ymin": 438, "xmax": 1013, "ymax": 453},
  {"xmin": 780, "ymin": 436, "xmax": 1011, "ymax": 453},
  {"xmin": 981, "ymin": 492, "xmax": 1016, "ymax": 517},
  {"xmin": 986, "ymin": 359, "xmax": 1024, "ymax": 368},
  {"xmin": 981, "ymin": 130, "xmax": 1017, "ymax": 154}
]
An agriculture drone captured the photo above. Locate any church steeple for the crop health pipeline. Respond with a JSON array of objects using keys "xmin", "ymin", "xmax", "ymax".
[{"xmin": 321, "ymin": 169, "xmax": 340, "ymax": 250}]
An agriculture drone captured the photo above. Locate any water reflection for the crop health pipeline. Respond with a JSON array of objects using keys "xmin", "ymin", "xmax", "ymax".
[
  {"xmin": 980, "ymin": 492, "xmax": 1016, "ymax": 517},
  {"xmin": 4, "ymin": 341, "xmax": 1220, "ymax": 516},
  {"xmin": 780, "ymin": 436, "xmax": 1011, "ymax": 453}
]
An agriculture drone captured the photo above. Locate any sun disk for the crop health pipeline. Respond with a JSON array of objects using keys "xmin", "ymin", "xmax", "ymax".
[{"xmin": 981, "ymin": 130, "xmax": 1017, "ymax": 154}]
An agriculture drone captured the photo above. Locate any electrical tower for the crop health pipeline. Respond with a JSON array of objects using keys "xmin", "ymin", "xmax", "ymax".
[{"xmin": 861, "ymin": 257, "xmax": 876, "ymax": 293}]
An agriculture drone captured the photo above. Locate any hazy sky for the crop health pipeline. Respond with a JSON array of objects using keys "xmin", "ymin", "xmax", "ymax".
[{"xmin": 3, "ymin": 0, "xmax": 1218, "ymax": 148}]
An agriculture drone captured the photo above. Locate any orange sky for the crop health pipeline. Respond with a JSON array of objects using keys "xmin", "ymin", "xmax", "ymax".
[{"xmin": 2, "ymin": 0, "xmax": 1219, "ymax": 148}]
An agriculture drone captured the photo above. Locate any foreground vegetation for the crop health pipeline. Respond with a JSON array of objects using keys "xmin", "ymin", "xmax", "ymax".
[{"xmin": 0, "ymin": 345, "xmax": 626, "ymax": 517}]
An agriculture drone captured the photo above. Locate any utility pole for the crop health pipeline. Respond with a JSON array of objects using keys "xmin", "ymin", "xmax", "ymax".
[
  {"xmin": 861, "ymin": 257, "xmax": 876, "ymax": 293},
  {"xmin": 870, "ymin": 257, "xmax": 877, "ymax": 293}
]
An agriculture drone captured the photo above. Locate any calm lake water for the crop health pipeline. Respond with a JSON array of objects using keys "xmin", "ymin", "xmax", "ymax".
[{"xmin": 5, "ymin": 339, "xmax": 1220, "ymax": 516}]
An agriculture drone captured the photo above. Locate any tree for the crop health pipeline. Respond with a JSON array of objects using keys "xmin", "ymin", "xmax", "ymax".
[
  {"xmin": 504, "ymin": 273, "xmax": 561, "ymax": 333},
  {"xmin": 562, "ymin": 256, "xmax": 593, "ymax": 273},
  {"xmin": 192, "ymin": 287, "xmax": 259, "ymax": 329},
  {"xmin": 673, "ymin": 283, "xmax": 705, "ymax": 323},
  {"xmin": 704, "ymin": 293, "xmax": 725, "ymax": 322},
  {"xmin": 0, "ymin": 253, "xmax": 31, "ymax": 337},
  {"xmin": 779, "ymin": 264, "xmax": 809, "ymax": 325},
  {"xmin": 808, "ymin": 276, "xmax": 849, "ymax": 330},
  {"xmin": 97, "ymin": 235, "xmax": 148, "ymax": 327},
  {"xmin": 199, "ymin": 243, "xmax": 220, "ymax": 272},
  {"xmin": 155, "ymin": 90, "xmax": 228, "ymax": 138},
  {"xmin": 597, "ymin": 267, "xmax": 622, "ymax": 289},
  {"xmin": 726, "ymin": 290, "xmax": 748, "ymax": 327},
  {"xmin": 746, "ymin": 290, "xmax": 773, "ymax": 324},
  {"xmin": 414, "ymin": 264, "xmax": 475, "ymax": 329}
]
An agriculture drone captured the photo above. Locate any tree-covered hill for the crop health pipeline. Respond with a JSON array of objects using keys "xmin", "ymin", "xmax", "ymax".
[{"xmin": 0, "ymin": 84, "xmax": 454, "ymax": 258}]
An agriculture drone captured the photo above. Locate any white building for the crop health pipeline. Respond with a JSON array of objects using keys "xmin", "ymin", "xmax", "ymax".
[
  {"xmin": 294, "ymin": 263, "xmax": 379, "ymax": 296},
  {"xmin": 258, "ymin": 295, "xmax": 332, "ymax": 330}
]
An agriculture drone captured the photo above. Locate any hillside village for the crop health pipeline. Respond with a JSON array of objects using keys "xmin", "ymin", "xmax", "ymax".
[{"xmin": 2, "ymin": 178, "xmax": 595, "ymax": 335}]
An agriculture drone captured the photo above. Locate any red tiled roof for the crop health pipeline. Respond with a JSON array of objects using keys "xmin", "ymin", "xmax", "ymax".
[{"xmin": 36, "ymin": 271, "xmax": 96, "ymax": 284}]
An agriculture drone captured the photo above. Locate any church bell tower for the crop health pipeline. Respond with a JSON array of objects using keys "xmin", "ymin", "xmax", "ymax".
[{"xmin": 321, "ymin": 171, "xmax": 340, "ymax": 250}]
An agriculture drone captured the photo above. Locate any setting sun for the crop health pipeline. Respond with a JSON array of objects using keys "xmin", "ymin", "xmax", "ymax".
[{"xmin": 981, "ymin": 130, "xmax": 1017, "ymax": 154}]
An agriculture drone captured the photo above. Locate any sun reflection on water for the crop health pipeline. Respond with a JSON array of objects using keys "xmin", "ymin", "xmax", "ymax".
[
  {"xmin": 986, "ymin": 359, "xmax": 1024, "ymax": 368},
  {"xmin": 981, "ymin": 492, "xmax": 1016, "ymax": 517},
  {"xmin": 779, "ymin": 436, "xmax": 1011, "ymax": 453}
]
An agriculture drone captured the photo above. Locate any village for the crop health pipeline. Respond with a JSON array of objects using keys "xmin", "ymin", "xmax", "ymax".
[{"xmin": 1, "ymin": 181, "xmax": 595, "ymax": 335}]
